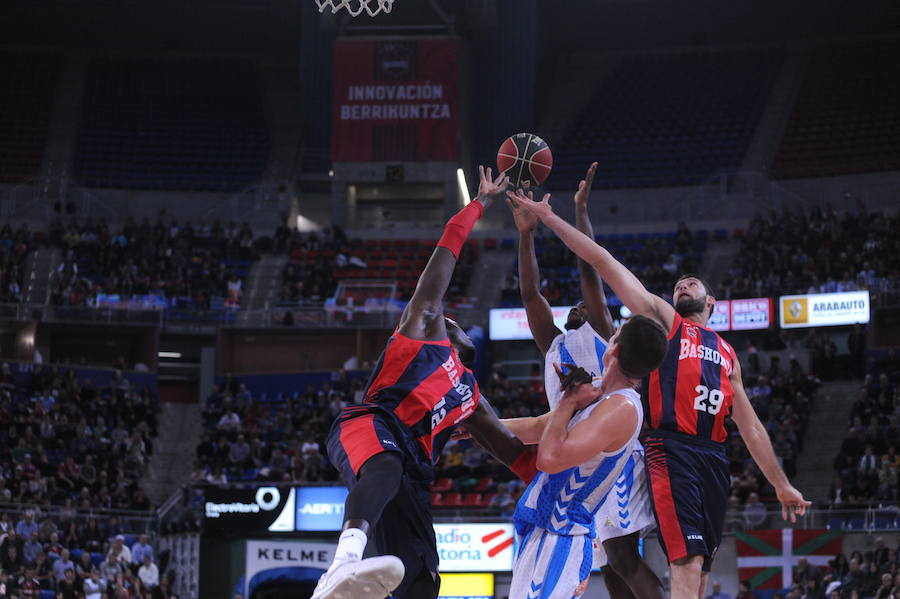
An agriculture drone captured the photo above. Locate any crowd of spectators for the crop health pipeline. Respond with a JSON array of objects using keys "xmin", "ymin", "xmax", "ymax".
[
  {"xmin": 0, "ymin": 363, "xmax": 158, "ymax": 512},
  {"xmin": 47, "ymin": 217, "xmax": 257, "ymax": 310},
  {"xmin": 194, "ymin": 372, "xmax": 372, "ymax": 485},
  {"xmin": 831, "ymin": 352, "xmax": 900, "ymax": 507},
  {"xmin": 500, "ymin": 222, "xmax": 702, "ymax": 308},
  {"xmin": 724, "ymin": 204, "xmax": 899, "ymax": 305},
  {"xmin": 763, "ymin": 537, "xmax": 900, "ymax": 599},
  {"xmin": 0, "ymin": 509, "xmax": 171, "ymax": 599},
  {"xmin": 0, "ymin": 224, "xmax": 34, "ymax": 305}
]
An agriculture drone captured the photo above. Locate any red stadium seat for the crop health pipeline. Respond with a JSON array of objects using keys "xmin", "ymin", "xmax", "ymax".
[
  {"xmin": 431, "ymin": 492, "xmax": 444, "ymax": 506},
  {"xmin": 461, "ymin": 493, "xmax": 483, "ymax": 507},
  {"xmin": 443, "ymin": 493, "xmax": 463, "ymax": 507},
  {"xmin": 474, "ymin": 477, "xmax": 494, "ymax": 492},
  {"xmin": 431, "ymin": 478, "xmax": 453, "ymax": 492},
  {"xmin": 480, "ymin": 493, "xmax": 497, "ymax": 507}
]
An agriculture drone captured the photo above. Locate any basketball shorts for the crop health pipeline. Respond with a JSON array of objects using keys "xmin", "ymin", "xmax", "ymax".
[
  {"xmin": 592, "ymin": 450, "xmax": 656, "ymax": 567},
  {"xmin": 511, "ymin": 527, "xmax": 593, "ymax": 599},
  {"xmin": 326, "ymin": 408, "xmax": 439, "ymax": 597},
  {"xmin": 643, "ymin": 431, "xmax": 730, "ymax": 571}
]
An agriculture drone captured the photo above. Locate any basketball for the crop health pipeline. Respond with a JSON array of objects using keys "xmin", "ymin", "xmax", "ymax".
[{"xmin": 496, "ymin": 132, "xmax": 553, "ymax": 188}]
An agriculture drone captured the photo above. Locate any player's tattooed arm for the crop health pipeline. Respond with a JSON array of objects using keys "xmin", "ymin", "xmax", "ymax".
[
  {"xmin": 398, "ymin": 167, "xmax": 507, "ymax": 341},
  {"xmin": 507, "ymin": 189, "xmax": 675, "ymax": 332},
  {"xmin": 572, "ymin": 163, "xmax": 614, "ymax": 340},
  {"xmin": 729, "ymin": 357, "xmax": 811, "ymax": 522},
  {"xmin": 507, "ymin": 193, "xmax": 560, "ymax": 354}
]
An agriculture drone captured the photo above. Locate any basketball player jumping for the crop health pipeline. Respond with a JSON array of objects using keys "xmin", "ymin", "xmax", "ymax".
[
  {"xmin": 501, "ymin": 316, "xmax": 667, "ymax": 599},
  {"xmin": 506, "ymin": 162, "xmax": 664, "ymax": 599},
  {"xmin": 312, "ymin": 167, "xmax": 539, "ymax": 599},
  {"xmin": 508, "ymin": 189, "xmax": 811, "ymax": 599}
]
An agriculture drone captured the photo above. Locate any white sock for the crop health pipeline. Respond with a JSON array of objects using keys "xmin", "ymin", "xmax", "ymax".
[{"xmin": 333, "ymin": 527, "xmax": 367, "ymax": 564}]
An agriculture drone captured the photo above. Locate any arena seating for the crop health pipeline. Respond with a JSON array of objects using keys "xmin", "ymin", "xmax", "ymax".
[
  {"xmin": 724, "ymin": 206, "xmax": 900, "ymax": 304},
  {"xmin": 500, "ymin": 224, "xmax": 717, "ymax": 308},
  {"xmin": 280, "ymin": 228, "xmax": 478, "ymax": 307},
  {"xmin": 47, "ymin": 217, "xmax": 257, "ymax": 311},
  {"xmin": 551, "ymin": 49, "xmax": 783, "ymax": 189},
  {"xmin": 831, "ymin": 354, "xmax": 900, "ymax": 507},
  {"xmin": 0, "ymin": 52, "xmax": 58, "ymax": 184},
  {"xmin": 73, "ymin": 57, "xmax": 268, "ymax": 192},
  {"xmin": 772, "ymin": 40, "xmax": 900, "ymax": 179}
]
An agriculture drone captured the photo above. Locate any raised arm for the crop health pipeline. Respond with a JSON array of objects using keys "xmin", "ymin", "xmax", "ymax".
[
  {"xmin": 507, "ymin": 196, "xmax": 560, "ymax": 354},
  {"xmin": 573, "ymin": 163, "xmax": 614, "ymax": 340},
  {"xmin": 729, "ymin": 358, "xmax": 811, "ymax": 521},
  {"xmin": 508, "ymin": 190, "xmax": 675, "ymax": 332},
  {"xmin": 398, "ymin": 167, "xmax": 508, "ymax": 340},
  {"xmin": 536, "ymin": 383, "xmax": 638, "ymax": 474}
]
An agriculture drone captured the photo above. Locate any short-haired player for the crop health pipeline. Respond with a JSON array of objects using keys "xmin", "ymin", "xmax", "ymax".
[
  {"xmin": 508, "ymin": 189, "xmax": 811, "ymax": 599},
  {"xmin": 506, "ymin": 162, "xmax": 664, "ymax": 599}
]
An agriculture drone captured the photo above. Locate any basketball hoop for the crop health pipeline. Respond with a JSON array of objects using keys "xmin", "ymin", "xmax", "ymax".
[{"xmin": 315, "ymin": 0, "xmax": 394, "ymax": 17}]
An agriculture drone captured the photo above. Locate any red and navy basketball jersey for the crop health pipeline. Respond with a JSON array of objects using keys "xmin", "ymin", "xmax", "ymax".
[
  {"xmin": 347, "ymin": 332, "xmax": 480, "ymax": 463},
  {"xmin": 641, "ymin": 313, "xmax": 738, "ymax": 443}
]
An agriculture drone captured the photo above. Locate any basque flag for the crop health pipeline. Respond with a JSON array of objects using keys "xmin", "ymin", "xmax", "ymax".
[{"xmin": 736, "ymin": 529, "xmax": 842, "ymax": 590}]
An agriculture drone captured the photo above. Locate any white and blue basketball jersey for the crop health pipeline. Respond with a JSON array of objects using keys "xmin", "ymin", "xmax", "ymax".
[
  {"xmin": 544, "ymin": 323, "xmax": 608, "ymax": 410},
  {"xmin": 509, "ymin": 388, "xmax": 644, "ymax": 599},
  {"xmin": 513, "ymin": 387, "xmax": 643, "ymax": 538}
]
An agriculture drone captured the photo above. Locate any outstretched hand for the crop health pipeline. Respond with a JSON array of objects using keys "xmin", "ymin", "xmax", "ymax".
[
  {"xmin": 475, "ymin": 166, "xmax": 510, "ymax": 208},
  {"xmin": 574, "ymin": 162, "xmax": 598, "ymax": 208},
  {"xmin": 554, "ymin": 363, "xmax": 599, "ymax": 410},
  {"xmin": 776, "ymin": 484, "xmax": 812, "ymax": 523},
  {"xmin": 506, "ymin": 188, "xmax": 554, "ymax": 222},
  {"xmin": 506, "ymin": 190, "xmax": 539, "ymax": 233}
]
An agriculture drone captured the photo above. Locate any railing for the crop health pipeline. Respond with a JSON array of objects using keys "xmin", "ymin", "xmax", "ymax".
[{"xmin": 0, "ymin": 503, "xmax": 158, "ymax": 536}]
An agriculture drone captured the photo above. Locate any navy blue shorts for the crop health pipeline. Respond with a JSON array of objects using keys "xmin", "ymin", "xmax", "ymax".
[
  {"xmin": 643, "ymin": 431, "xmax": 731, "ymax": 571},
  {"xmin": 326, "ymin": 409, "xmax": 439, "ymax": 597}
]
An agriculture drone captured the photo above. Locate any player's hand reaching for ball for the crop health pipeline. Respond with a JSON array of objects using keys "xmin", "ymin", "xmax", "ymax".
[
  {"xmin": 506, "ymin": 189, "xmax": 554, "ymax": 221},
  {"xmin": 474, "ymin": 166, "xmax": 509, "ymax": 208},
  {"xmin": 573, "ymin": 162, "xmax": 598, "ymax": 209},
  {"xmin": 506, "ymin": 190, "xmax": 539, "ymax": 233},
  {"xmin": 776, "ymin": 484, "xmax": 812, "ymax": 523}
]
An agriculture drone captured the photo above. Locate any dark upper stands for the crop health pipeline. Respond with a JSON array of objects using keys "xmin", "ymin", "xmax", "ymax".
[
  {"xmin": 551, "ymin": 49, "xmax": 783, "ymax": 190},
  {"xmin": 0, "ymin": 53, "xmax": 58, "ymax": 184},
  {"xmin": 772, "ymin": 40, "xmax": 900, "ymax": 179},
  {"xmin": 724, "ymin": 206, "xmax": 899, "ymax": 304},
  {"xmin": 74, "ymin": 57, "xmax": 268, "ymax": 192}
]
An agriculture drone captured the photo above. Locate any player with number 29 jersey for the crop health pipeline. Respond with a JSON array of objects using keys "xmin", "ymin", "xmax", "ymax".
[{"xmin": 642, "ymin": 312, "xmax": 738, "ymax": 442}]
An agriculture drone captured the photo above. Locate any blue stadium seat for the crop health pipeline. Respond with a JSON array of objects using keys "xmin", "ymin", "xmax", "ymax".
[{"xmin": 826, "ymin": 518, "xmax": 845, "ymax": 530}]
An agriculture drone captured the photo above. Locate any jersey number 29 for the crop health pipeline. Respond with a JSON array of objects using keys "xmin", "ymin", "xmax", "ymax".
[{"xmin": 693, "ymin": 384, "xmax": 724, "ymax": 415}]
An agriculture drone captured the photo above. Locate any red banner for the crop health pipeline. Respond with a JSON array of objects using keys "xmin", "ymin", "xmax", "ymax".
[{"xmin": 332, "ymin": 38, "xmax": 460, "ymax": 162}]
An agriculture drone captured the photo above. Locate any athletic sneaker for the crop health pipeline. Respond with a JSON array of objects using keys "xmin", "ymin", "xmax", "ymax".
[{"xmin": 310, "ymin": 555, "xmax": 405, "ymax": 599}]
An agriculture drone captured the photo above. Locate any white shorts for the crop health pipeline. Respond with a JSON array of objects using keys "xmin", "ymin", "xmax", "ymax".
[
  {"xmin": 511, "ymin": 527, "xmax": 593, "ymax": 599},
  {"xmin": 592, "ymin": 450, "xmax": 655, "ymax": 567}
]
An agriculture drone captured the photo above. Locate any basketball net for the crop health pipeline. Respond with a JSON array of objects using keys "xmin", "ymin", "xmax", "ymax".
[{"xmin": 315, "ymin": 0, "xmax": 394, "ymax": 17}]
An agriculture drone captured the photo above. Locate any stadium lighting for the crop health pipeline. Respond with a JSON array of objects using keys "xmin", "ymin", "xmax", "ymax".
[
  {"xmin": 158, "ymin": 351, "xmax": 182, "ymax": 359},
  {"xmin": 457, "ymin": 168, "xmax": 470, "ymax": 205}
]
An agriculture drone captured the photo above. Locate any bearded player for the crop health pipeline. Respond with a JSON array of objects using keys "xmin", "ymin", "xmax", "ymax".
[
  {"xmin": 507, "ymin": 162, "xmax": 664, "ymax": 599},
  {"xmin": 312, "ymin": 167, "xmax": 539, "ymax": 599},
  {"xmin": 509, "ymin": 189, "xmax": 811, "ymax": 599}
]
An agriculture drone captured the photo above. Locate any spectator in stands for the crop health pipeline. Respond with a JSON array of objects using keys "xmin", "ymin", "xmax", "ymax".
[
  {"xmin": 109, "ymin": 535, "xmax": 131, "ymax": 564},
  {"xmin": 99, "ymin": 552, "xmax": 123, "ymax": 584},
  {"xmin": 81, "ymin": 520, "xmax": 104, "ymax": 553},
  {"xmin": 743, "ymin": 492, "xmax": 767, "ymax": 529},
  {"xmin": 15, "ymin": 512, "xmax": 38, "ymax": 540},
  {"xmin": 217, "ymin": 409, "xmax": 240, "ymax": 434},
  {"xmin": 75, "ymin": 551, "xmax": 93, "ymax": 581},
  {"xmin": 490, "ymin": 483, "xmax": 516, "ymax": 516},
  {"xmin": 796, "ymin": 557, "xmax": 824, "ymax": 596},
  {"xmin": 83, "ymin": 568, "xmax": 105, "ymax": 599},
  {"xmin": 57, "ymin": 567, "xmax": 80, "ymax": 599},
  {"xmin": 131, "ymin": 535, "xmax": 153, "ymax": 567},
  {"xmin": 706, "ymin": 581, "xmax": 731, "ymax": 599},
  {"xmin": 206, "ymin": 466, "xmax": 227, "ymax": 486},
  {"xmin": 228, "ymin": 435, "xmax": 251, "ymax": 468},
  {"xmin": 52, "ymin": 549, "xmax": 75, "ymax": 584},
  {"xmin": 22, "ymin": 532, "xmax": 41, "ymax": 566},
  {"xmin": 137, "ymin": 555, "xmax": 159, "ymax": 589},
  {"xmin": 736, "ymin": 581, "xmax": 754, "ymax": 599},
  {"xmin": 875, "ymin": 573, "xmax": 894, "ymax": 599},
  {"xmin": 2, "ymin": 543, "xmax": 23, "ymax": 577}
]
